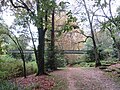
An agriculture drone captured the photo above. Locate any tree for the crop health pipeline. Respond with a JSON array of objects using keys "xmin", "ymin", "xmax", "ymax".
[
  {"xmin": 1, "ymin": 0, "xmax": 59, "ymax": 75},
  {"xmin": 98, "ymin": 18, "xmax": 120, "ymax": 59},
  {"xmin": 47, "ymin": 9, "xmax": 57, "ymax": 70},
  {"xmin": 0, "ymin": 18, "xmax": 27, "ymax": 78},
  {"xmin": 96, "ymin": 0, "xmax": 120, "ymax": 60},
  {"xmin": 75, "ymin": 0, "xmax": 101, "ymax": 66}
]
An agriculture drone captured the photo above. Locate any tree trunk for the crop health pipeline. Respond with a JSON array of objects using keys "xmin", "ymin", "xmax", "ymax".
[
  {"xmin": 83, "ymin": 0, "xmax": 101, "ymax": 67},
  {"xmin": 21, "ymin": 54, "xmax": 26, "ymax": 78},
  {"xmin": 36, "ymin": 28, "xmax": 45, "ymax": 75},
  {"xmin": 8, "ymin": 34, "xmax": 27, "ymax": 77},
  {"xmin": 50, "ymin": 9, "xmax": 57, "ymax": 70},
  {"xmin": 91, "ymin": 25, "xmax": 101, "ymax": 67}
]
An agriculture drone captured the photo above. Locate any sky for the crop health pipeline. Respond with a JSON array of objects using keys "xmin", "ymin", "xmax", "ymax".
[{"xmin": 2, "ymin": 0, "xmax": 120, "ymax": 32}]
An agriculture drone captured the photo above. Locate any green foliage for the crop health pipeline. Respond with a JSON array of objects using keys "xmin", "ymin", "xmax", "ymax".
[
  {"xmin": 0, "ymin": 55, "xmax": 23, "ymax": 79},
  {"xmin": 11, "ymin": 53, "xmax": 33, "ymax": 62},
  {"xmin": 71, "ymin": 57, "xmax": 118, "ymax": 67},
  {"xmin": 101, "ymin": 59, "xmax": 118, "ymax": 65},
  {"xmin": 54, "ymin": 48, "xmax": 67, "ymax": 67},
  {"xmin": 68, "ymin": 57, "xmax": 95, "ymax": 67},
  {"xmin": 0, "ymin": 20, "xmax": 10, "ymax": 54},
  {"xmin": 62, "ymin": 10, "xmax": 78, "ymax": 33},
  {"xmin": 0, "ymin": 23, "xmax": 9, "ymax": 35},
  {"xmin": 0, "ymin": 80, "xmax": 19, "ymax": 90},
  {"xmin": 0, "ymin": 55, "xmax": 38, "ymax": 79},
  {"xmin": 84, "ymin": 32, "xmax": 114, "ymax": 61},
  {"xmin": 0, "ymin": 71, "xmax": 8, "ymax": 79},
  {"xmin": 85, "ymin": 48, "xmax": 113, "ymax": 62},
  {"xmin": 26, "ymin": 61, "xmax": 37, "ymax": 75},
  {"xmin": 46, "ymin": 46, "xmax": 67, "ymax": 70},
  {"xmin": 59, "ymin": 1, "xmax": 70, "ymax": 11}
]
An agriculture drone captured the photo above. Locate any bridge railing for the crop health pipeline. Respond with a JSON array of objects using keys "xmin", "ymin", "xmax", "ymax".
[{"xmin": 8, "ymin": 50, "xmax": 86, "ymax": 54}]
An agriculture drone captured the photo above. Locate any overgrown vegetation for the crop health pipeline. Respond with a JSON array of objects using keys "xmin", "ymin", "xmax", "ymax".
[
  {"xmin": 68, "ymin": 54, "xmax": 119, "ymax": 67},
  {"xmin": 46, "ymin": 46, "xmax": 67, "ymax": 70},
  {"xmin": 0, "ymin": 80, "xmax": 19, "ymax": 90},
  {"xmin": 0, "ymin": 55, "xmax": 37, "ymax": 80}
]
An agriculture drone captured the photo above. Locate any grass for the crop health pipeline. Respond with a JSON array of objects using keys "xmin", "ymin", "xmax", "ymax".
[{"xmin": 51, "ymin": 75, "xmax": 68, "ymax": 90}]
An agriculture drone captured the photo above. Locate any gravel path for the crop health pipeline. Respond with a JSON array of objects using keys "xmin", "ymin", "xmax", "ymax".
[{"xmin": 52, "ymin": 67, "xmax": 120, "ymax": 90}]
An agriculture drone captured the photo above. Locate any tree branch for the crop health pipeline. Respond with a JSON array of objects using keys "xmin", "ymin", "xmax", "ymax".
[
  {"xmin": 99, "ymin": 2, "xmax": 118, "ymax": 27},
  {"xmin": 10, "ymin": 0, "xmax": 25, "ymax": 9},
  {"xmin": 10, "ymin": 0, "xmax": 35, "ymax": 16},
  {"xmin": 20, "ymin": 0, "xmax": 31, "ymax": 12}
]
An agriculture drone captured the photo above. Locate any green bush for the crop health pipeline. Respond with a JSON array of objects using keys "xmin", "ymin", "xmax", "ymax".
[
  {"xmin": 55, "ymin": 50, "xmax": 67, "ymax": 67},
  {"xmin": 45, "ymin": 46, "xmax": 67, "ymax": 70},
  {"xmin": 0, "ymin": 55, "xmax": 39, "ymax": 79},
  {"xmin": 0, "ymin": 55, "xmax": 23, "ymax": 79},
  {"xmin": 0, "ymin": 71, "xmax": 8, "ymax": 79},
  {"xmin": 26, "ymin": 61, "xmax": 37, "ymax": 75},
  {"xmin": 85, "ymin": 48, "xmax": 111, "ymax": 62},
  {"xmin": 0, "ymin": 80, "xmax": 19, "ymax": 90}
]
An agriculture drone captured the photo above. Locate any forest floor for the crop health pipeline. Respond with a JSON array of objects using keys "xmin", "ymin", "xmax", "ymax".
[
  {"xmin": 12, "ymin": 64, "xmax": 120, "ymax": 90},
  {"xmin": 52, "ymin": 66, "xmax": 120, "ymax": 90}
]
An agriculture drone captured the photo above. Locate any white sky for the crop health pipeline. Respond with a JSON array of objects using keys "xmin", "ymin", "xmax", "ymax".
[{"xmin": 2, "ymin": 0, "xmax": 120, "ymax": 33}]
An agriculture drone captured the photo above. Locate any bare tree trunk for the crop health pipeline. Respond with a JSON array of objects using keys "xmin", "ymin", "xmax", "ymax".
[
  {"xmin": 90, "ymin": 23, "xmax": 101, "ymax": 67},
  {"xmin": 83, "ymin": 0, "xmax": 101, "ymax": 67}
]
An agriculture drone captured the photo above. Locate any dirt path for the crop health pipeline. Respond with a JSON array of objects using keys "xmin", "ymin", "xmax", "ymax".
[{"xmin": 52, "ymin": 67, "xmax": 120, "ymax": 90}]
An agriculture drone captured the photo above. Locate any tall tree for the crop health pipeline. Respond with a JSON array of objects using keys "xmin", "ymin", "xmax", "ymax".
[
  {"xmin": 96, "ymin": 0, "xmax": 120, "ymax": 60},
  {"xmin": 0, "ymin": 19, "xmax": 27, "ymax": 78},
  {"xmin": 48, "ymin": 9, "xmax": 56, "ymax": 70},
  {"xmin": 2, "ymin": 0, "xmax": 58, "ymax": 75},
  {"xmin": 77, "ymin": 0, "xmax": 101, "ymax": 66}
]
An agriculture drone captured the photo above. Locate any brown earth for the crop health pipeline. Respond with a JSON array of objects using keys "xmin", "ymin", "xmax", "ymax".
[
  {"xmin": 52, "ymin": 67, "xmax": 120, "ymax": 90},
  {"xmin": 12, "ymin": 66, "xmax": 120, "ymax": 90}
]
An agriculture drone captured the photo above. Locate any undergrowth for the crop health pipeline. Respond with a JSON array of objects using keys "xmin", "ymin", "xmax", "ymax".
[{"xmin": 51, "ymin": 75, "xmax": 68, "ymax": 90}]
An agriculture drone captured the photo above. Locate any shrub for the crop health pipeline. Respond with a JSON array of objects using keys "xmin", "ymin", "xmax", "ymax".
[
  {"xmin": 45, "ymin": 47, "xmax": 67, "ymax": 70},
  {"xmin": 26, "ymin": 61, "xmax": 37, "ymax": 75},
  {"xmin": 0, "ymin": 55, "xmax": 39, "ymax": 79},
  {"xmin": 11, "ymin": 53, "xmax": 33, "ymax": 62},
  {"xmin": 0, "ymin": 80, "xmax": 19, "ymax": 90},
  {"xmin": 85, "ymin": 48, "xmax": 111, "ymax": 62},
  {"xmin": 86, "ymin": 49, "xmax": 95, "ymax": 62},
  {"xmin": 0, "ymin": 55, "xmax": 23, "ymax": 79},
  {"xmin": 55, "ymin": 50, "xmax": 67, "ymax": 67}
]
